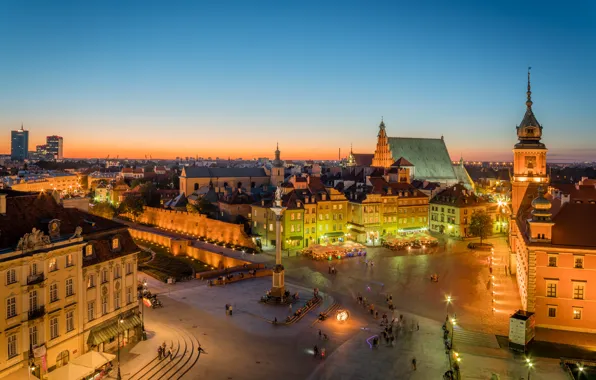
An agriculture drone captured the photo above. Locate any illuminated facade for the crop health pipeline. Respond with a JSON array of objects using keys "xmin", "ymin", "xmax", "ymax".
[
  {"xmin": 509, "ymin": 71, "xmax": 596, "ymax": 333},
  {"xmin": 0, "ymin": 192, "xmax": 139, "ymax": 378}
]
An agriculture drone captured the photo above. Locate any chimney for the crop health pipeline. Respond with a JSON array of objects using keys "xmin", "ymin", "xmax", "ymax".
[
  {"xmin": 0, "ymin": 194, "xmax": 6, "ymax": 215},
  {"xmin": 561, "ymin": 193, "xmax": 570, "ymax": 206}
]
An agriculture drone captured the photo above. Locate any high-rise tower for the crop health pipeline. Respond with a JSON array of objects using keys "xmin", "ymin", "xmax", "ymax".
[{"xmin": 11, "ymin": 124, "xmax": 29, "ymax": 161}]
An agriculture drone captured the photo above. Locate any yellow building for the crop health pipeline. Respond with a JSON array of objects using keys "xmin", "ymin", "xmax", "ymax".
[
  {"xmin": 250, "ymin": 176, "xmax": 348, "ymax": 249},
  {"xmin": 0, "ymin": 192, "xmax": 139, "ymax": 379},
  {"xmin": 5, "ymin": 173, "xmax": 81, "ymax": 194}
]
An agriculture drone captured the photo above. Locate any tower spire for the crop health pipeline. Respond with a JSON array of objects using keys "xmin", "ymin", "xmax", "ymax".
[{"xmin": 526, "ymin": 66, "xmax": 533, "ymax": 109}]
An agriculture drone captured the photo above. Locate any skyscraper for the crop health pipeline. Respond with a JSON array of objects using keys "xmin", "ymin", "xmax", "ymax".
[
  {"xmin": 46, "ymin": 135, "xmax": 64, "ymax": 159},
  {"xmin": 10, "ymin": 125, "xmax": 28, "ymax": 161}
]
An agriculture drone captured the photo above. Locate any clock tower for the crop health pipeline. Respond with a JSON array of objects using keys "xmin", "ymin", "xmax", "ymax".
[{"xmin": 511, "ymin": 68, "xmax": 548, "ymax": 216}]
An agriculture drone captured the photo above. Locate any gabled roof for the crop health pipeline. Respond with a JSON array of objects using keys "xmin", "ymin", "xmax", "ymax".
[
  {"xmin": 387, "ymin": 137, "xmax": 456, "ymax": 181},
  {"xmin": 431, "ymin": 183, "xmax": 485, "ymax": 207},
  {"xmin": 391, "ymin": 157, "xmax": 414, "ymax": 167},
  {"xmin": 352, "ymin": 154, "xmax": 374, "ymax": 167},
  {"xmin": 182, "ymin": 166, "xmax": 268, "ymax": 178}
]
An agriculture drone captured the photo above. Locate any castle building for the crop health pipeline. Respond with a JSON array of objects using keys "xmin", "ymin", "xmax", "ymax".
[
  {"xmin": 179, "ymin": 145, "xmax": 284, "ymax": 196},
  {"xmin": 0, "ymin": 191, "xmax": 140, "ymax": 378},
  {"xmin": 509, "ymin": 70, "xmax": 596, "ymax": 334}
]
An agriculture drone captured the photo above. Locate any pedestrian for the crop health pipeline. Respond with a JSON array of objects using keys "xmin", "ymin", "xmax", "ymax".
[
  {"xmin": 158, "ymin": 346, "xmax": 162, "ymax": 360},
  {"xmin": 489, "ymin": 266, "xmax": 493, "ymax": 274},
  {"xmin": 169, "ymin": 347, "xmax": 173, "ymax": 360},
  {"xmin": 318, "ymin": 329, "xmax": 322, "ymax": 339},
  {"xmin": 162, "ymin": 341, "xmax": 167, "ymax": 352},
  {"xmin": 375, "ymin": 311, "xmax": 379, "ymax": 319},
  {"xmin": 328, "ymin": 265, "xmax": 331, "ymax": 274},
  {"xmin": 412, "ymin": 357, "xmax": 417, "ymax": 370},
  {"xmin": 417, "ymin": 321, "xmax": 420, "ymax": 331},
  {"xmin": 313, "ymin": 345, "xmax": 319, "ymax": 358},
  {"xmin": 289, "ymin": 303, "xmax": 293, "ymax": 313},
  {"xmin": 229, "ymin": 305, "xmax": 233, "ymax": 316}
]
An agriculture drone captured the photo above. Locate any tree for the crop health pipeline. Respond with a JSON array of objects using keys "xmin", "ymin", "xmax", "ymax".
[
  {"xmin": 469, "ymin": 210, "xmax": 493, "ymax": 244},
  {"xmin": 186, "ymin": 203, "xmax": 200, "ymax": 214},
  {"xmin": 118, "ymin": 195, "xmax": 145, "ymax": 221},
  {"xmin": 140, "ymin": 183, "xmax": 161, "ymax": 207},
  {"xmin": 90, "ymin": 202, "xmax": 116, "ymax": 220}
]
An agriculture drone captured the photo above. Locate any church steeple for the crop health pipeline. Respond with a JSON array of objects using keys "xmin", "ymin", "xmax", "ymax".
[
  {"xmin": 516, "ymin": 67, "xmax": 543, "ymax": 145},
  {"xmin": 272, "ymin": 143, "xmax": 283, "ymax": 168}
]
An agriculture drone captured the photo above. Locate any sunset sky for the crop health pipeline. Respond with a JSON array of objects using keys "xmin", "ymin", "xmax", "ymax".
[{"xmin": 1, "ymin": 1, "xmax": 595, "ymax": 161}]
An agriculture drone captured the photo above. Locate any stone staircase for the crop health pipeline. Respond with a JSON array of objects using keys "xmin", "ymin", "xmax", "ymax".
[{"xmin": 453, "ymin": 326, "xmax": 500, "ymax": 349}]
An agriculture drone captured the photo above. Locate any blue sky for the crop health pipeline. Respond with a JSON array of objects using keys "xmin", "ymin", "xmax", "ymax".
[{"xmin": 1, "ymin": 0, "xmax": 595, "ymax": 161}]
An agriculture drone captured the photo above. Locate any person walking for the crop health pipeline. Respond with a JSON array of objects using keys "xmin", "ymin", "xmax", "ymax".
[
  {"xmin": 158, "ymin": 346, "xmax": 163, "ymax": 360},
  {"xmin": 412, "ymin": 357, "xmax": 417, "ymax": 370},
  {"xmin": 417, "ymin": 321, "xmax": 420, "ymax": 331},
  {"xmin": 289, "ymin": 303, "xmax": 293, "ymax": 313},
  {"xmin": 169, "ymin": 347, "xmax": 173, "ymax": 361}
]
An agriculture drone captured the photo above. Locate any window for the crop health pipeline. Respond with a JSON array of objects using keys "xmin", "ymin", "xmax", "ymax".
[
  {"xmin": 546, "ymin": 282, "xmax": 557, "ymax": 297},
  {"xmin": 29, "ymin": 326, "xmax": 38, "ymax": 346},
  {"xmin": 114, "ymin": 265, "xmax": 121, "ymax": 279},
  {"xmin": 6, "ymin": 297, "xmax": 16, "ymax": 319},
  {"xmin": 6, "ymin": 269, "xmax": 16, "ymax": 285},
  {"xmin": 126, "ymin": 262, "xmax": 133, "ymax": 275},
  {"xmin": 311, "ymin": 218, "xmax": 315, "ymax": 224},
  {"xmin": 574, "ymin": 256, "xmax": 584, "ymax": 269},
  {"xmin": 269, "ymin": 224, "xmax": 273, "ymax": 231},
  {"xmin": 85, "ymin": 245, "xmax": 93, "ymax": 257},
  {"xmin": 102, "ymin": 269, "xmax": 108, "ymax": 283},
  {"xmin": 7, "ymin": 335, "xmax": 17, "ymax": 358},
  {"xmin": 573, "ymin": 308, "xmax": 583, "ymax": 320},
  {"xmin": 66, "ymin": 278, "xmax": 74, "ymax": 297},
  {"xmin": 126, "ymin": 286, "xmax": 133, "ymax": 304},
  {"xmin": 66, "ymin": 310, "xmax": 74, "ymax": 332},
  {"xmin": 547, "ymin": 306, "xmax": 557, "ymax": 318},
  {"xmin": 548, "ymin": 256, "xmax": 558, "ymax": 267},
  {"xmin": 102, "ymin": 296, "xmax": 108, "ymax": 315},
  {"xmin": 111, "ymin": 238, "xmax": 120, "ymax": 250},
  {"xmin": 319, "ymin": 214, "xmax": 323, "ymax": 221},
  {"xmin": 88, "ymin": 274, "xmax": 96, "ymax": 288},
  {"xmin": 50, "ymin": 283, "xmax": 59, "ymax": 303},
  {"xmin": 297, "ymin": 224, "xmax": 301, "ymax": 232},
  {"xmin": 30, "ymin": 263, "xmax": 38, "ymax": 276},
  {"xmin": 573, "ymin": 283, "xmax": 585, "ymax": 300},
  {"xmin": 49, "ymin": 258, "xmax": 58, "ymax": 272},
  {"xmin": 65, "ymin": 254, "xmax": 73, "ymax": 267},
  {"xmin": 50, "ymin": 317, "xmax": 59, "ymax": 340},
  {"xmin": 254, "ymin": 210, "xmax": 257, "ymax": 217},
  {"xmin": 291, "ymin": 213, "xmax": 295, "ymax": 221},
  {"xmin": 29, "ymin": 290, "xmax": 38, "ymax": 311},
  {"xmin": 297, "ymin": 213, "xmax": 301, "ymax": 220},
  {"xmin": 87, "ymin": 302, "xmax": 95, "ymax": 321},
  {"xmin": 291, "ymin": 225, "xmax": 295, "ymax": 232},
  {"xmin": 339, "ymin": 204, "xmax": 343, "ymax": 210},
  {"xmin": 114, "ymin": 291, "xmax": 121, "ymax": 310}
]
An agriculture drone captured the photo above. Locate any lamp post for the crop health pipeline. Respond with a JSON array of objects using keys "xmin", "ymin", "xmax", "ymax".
[
  {"xmin": 140, "ymin": 279, "xmax": 147, "ymax": 339},
  {"xmin": 578, "ymin": 364, "xmax": 584, "ymax": 379},
  {"xmin": 526, "ymin": 358, "xmax": 533, "ymax": 380},
  {"xmin": 117, "ymin": 315, "xmax": 124, "ymax": 380}
]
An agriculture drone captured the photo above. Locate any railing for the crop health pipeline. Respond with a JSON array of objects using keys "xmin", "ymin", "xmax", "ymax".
[
  {"xmin": 27, "ymin": 273, "xmax": 45, "ymax": 285},
  {"xmin": 28, "ymin": 306, "xmax": 45, "ymax": 320}
]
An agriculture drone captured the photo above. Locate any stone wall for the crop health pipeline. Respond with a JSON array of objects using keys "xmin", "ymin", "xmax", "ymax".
[
  {"xmin": 129, "ymin": 228, "xmax": 250, "ymax": 270},
  {"xmin": 137, "ymin": 206, "xmax": 256, "ymax": 249}
]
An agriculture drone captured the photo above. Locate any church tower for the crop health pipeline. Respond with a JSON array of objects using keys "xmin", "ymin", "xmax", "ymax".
[
  {"xmin": 511, "ymin": 68, "xmax": 549, "ymax": 216},
  {"xmin": 270, "ymin": 143, "xmax": 285, "ymax": 186},
  {"xmin": 371, "ymin": 119, "xmax": 393, "ymax": 168}
]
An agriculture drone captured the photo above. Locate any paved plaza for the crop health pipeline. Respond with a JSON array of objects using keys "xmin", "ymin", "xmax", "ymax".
[{"xmin": 115, "ymin": 234, "xmax": 578, "ymax": 379}]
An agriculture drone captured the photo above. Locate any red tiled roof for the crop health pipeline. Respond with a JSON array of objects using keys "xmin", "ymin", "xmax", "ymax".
[
  {"xmin": 121, "ymin": 168, "xmax": 133, "ymax": 173},
  {"xmin": 551, "ymin": 203, "xmax": 596, "ymax": 247},
  {"xmin": 352, "ymin": 154, "xmax": 374, "ymax": 167},
  {"xmin": 551, "ymin": 183, "xmax": 596, "ymax": 203}
]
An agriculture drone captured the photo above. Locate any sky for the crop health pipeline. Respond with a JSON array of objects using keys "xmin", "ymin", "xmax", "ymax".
[{"xmin": 1, "ymin": 1, "xmax": 595, "ymax": 161}]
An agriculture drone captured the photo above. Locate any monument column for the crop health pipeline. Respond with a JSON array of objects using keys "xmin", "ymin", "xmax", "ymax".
[{"xmin": 270, "ymin": 186, "xmax": 286, "ymax": 298}]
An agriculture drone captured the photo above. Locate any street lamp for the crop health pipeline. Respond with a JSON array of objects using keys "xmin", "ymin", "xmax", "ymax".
[
  {"xmin": 526, "ymin": 358, "xmax": 533, "ymax": 380},
  {"xmin": 117, "ymin": 315, "xmax": 124, "ymax": 380},
  {"xmin": 578, "ymin": 364, "xmax": 584, "ymax": 379}
]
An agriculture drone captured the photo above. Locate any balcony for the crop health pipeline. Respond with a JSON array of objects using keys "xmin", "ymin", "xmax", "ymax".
[
  {"xmin": 28, "ymin": 306, "xmax": 45, "ymax": 321},
  {"xmin": 27, "ymin": 273, "xmax": 45, "ymax": 285}
]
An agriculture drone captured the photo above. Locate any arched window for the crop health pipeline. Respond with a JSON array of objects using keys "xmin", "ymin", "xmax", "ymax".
[
  {"xmin": 237, "ymin": 182, "xmax": 242, "ymax": 188},
  {"xmin": 56, "ymin": 350, "xmax": 69, "ymax": 367},
  {"xmin": 194, "ymin": 183, "xmax": 199, "ymax": 191}
]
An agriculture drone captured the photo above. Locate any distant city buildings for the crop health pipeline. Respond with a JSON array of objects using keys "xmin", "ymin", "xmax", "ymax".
[
  {"xmin": 1, "ymin": 172, "xmax": 81, "ymax": 193},
  {"xmin": 46, "ymin": 135, "xmax": 64, "ymax": 160},
  {"xmin": 10, "ymin": 125, "xmax": 28, "ymax": 161}
]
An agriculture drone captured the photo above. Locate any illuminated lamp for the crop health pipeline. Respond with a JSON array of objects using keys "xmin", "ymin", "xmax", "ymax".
[{"xmin": 336, "ymin": 310, "xmax": 349, "ymax": 322}]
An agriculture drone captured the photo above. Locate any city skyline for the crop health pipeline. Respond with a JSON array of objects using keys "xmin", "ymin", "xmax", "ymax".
[{"xmin": 1, "ymin": 1, "xmax": 595, "ymax": 161}]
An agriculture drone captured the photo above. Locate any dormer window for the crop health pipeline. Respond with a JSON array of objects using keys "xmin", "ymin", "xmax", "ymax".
[
  {"xmin": 111, "ymin": 237, "xmax": 120, "ymax": 250},
  {"xmin": 85, "ymin": 244, "xmax": 94, "ymax": 257}
]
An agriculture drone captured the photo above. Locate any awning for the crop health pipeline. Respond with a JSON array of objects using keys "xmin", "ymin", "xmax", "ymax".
[
  {"xmin": 87, "ymin": 315, "xmax": 142, "ymax": 346},
  {"xmin": 70, "ymin": 350, "xmax": 116, "ymax": 370},
  {"xmin": 46, "ymin": 363, "xmax": 93, "ymax": 380},
  {"xmin": 288, "ymin": 236, "xmax": 303, "ymax": 241},
  {"xmin": 323, "ymin": 232, "xmax": 345, "ymax": 238}
]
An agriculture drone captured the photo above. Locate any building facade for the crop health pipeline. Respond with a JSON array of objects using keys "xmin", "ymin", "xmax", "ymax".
[
  {"xmin": 0, "ymin": 192, "xmax": 140, "ymax": 378},
  {"xmin": 509, "ymin": 71, "xmax": 596, "ymax": 333},
  {"xmin": 46, "ymin": 136, "xmax": 64, "ymax": 160},
  {"xmin": 10, "ymin": 126, "xmax": 28, "ymax": 161}
]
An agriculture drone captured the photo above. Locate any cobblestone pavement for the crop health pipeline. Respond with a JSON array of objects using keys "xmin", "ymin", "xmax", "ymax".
[{"xmin": 122, "ymin": 235, "xmax": 574, "ymax": 379}]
